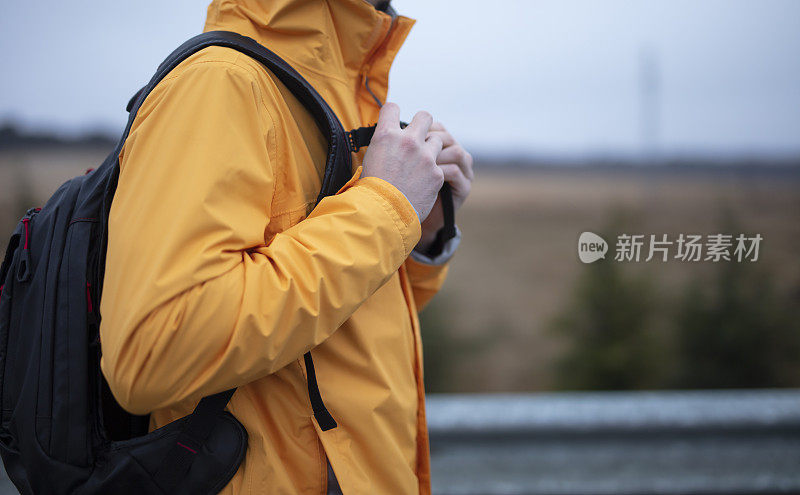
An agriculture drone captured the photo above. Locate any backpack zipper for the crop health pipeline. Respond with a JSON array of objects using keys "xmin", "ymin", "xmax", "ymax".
[{"xmin": 86, "ymin": 281, "xmax": 94, "ymax": 314}]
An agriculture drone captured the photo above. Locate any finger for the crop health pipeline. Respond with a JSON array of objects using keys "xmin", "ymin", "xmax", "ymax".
[
  {"xmin": 439, "ymin": 164, "xmax": 469, "ymax": 189},
  {"xmin": 406, "ymin": 111, "xmax": 434, "ymax": 139},
  {"xmin": 430, "ymin": 121, "xmax": 447, "ymax": 132},
  {"xmin": 425, "ymin": 130, "xmax": 456, "ymax": 148},
  {"xmin": 436, "ymin": 146, "xmax": 474, "ymax": 180},
  {"xmin": 376, "ymin": 102, "xmax": 401, "ymax": 133},
  {"xmin": 424, "ymin": 133, "xmax": 443, "ymax": 157}
]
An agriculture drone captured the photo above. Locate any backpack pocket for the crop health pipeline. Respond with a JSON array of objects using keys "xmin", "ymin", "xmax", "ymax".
[
  {"xmin": 49, "ymin": 218, "xmax": 98, "ymax": 466},
  {"xmin": 86, "ymin": 410, "xmax": 247, "ymax": 494},
  {"xmin": 0, "ymin": 223, "xmax": 26, "ymax": 426},
  {"xmin": 0, "ymin": 229, "xmax": 21, "ymax": 413}
]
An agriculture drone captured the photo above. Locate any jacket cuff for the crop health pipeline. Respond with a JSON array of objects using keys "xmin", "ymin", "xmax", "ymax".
[
  {"xmin": 411, "ymin": 226, "xmax": 461, "ymax": 265},
  {"xmin": 341, "ymin": 170, "xmax": 422, "ymax": 258}
]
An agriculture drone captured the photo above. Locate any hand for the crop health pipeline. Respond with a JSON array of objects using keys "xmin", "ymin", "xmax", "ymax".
[
  {"xmin": 416, "ymin": 121, "xmax": 474, "ymax": 252},
  {"xmin": 362, "ymin": 103, "xmax": 444, "ymax": 222}
]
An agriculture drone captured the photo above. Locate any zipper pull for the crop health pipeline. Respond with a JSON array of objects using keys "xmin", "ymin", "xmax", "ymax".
[
  {"xmin": 16, "ymin": 247, "xmax": 31, "ymax": 283},
  {"xmin": 15, "ymin": 209, "xmax": 39, "ymax": 283}
]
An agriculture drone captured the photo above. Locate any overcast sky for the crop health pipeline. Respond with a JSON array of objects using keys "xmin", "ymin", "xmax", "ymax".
[{"xmin": 1, "ymin": 0, "xmax": 799, "ymax": 158}]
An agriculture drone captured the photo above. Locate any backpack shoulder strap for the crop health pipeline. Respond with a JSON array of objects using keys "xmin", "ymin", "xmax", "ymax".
[{"xmin": 110, "ymin": 30, "xmax": 353, "ymax": 202}]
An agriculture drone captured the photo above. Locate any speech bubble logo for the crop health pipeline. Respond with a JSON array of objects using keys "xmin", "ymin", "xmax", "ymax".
[{"xmin": 578, "ymin": 232, "xmax": 608, "ymax": 264}]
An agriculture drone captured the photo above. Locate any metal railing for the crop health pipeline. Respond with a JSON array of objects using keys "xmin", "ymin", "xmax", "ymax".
[
  {"xmin": 426, "ymin": 390, "xmax": 800, "ymax": 495},
  {"xmin": 1, "ymin": 390, "xmax": 798, "ymax": 494}
]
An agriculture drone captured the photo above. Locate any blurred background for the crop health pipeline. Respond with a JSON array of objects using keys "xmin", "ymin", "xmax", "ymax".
[{"xmin": 1, "ymin": 1, "xmax": 799, "ymax": 493}]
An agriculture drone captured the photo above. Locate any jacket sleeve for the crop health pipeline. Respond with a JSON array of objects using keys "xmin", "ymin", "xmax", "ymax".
[
  {"xmin": 99, "ymin": 59, "xmax": 421, "ymax": 415},
  {"xmin": 404, "ymin": 255, "xmax": 450, "ymax": 312},
  {"xmin": 404, "ymin": 226, "xmax": 461, "ymax": 312}
]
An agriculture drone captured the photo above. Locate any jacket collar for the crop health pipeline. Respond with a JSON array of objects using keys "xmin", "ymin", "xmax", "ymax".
[{"xmin": 203, "ymin": 0, "xmax": 414, "ymax": 94}]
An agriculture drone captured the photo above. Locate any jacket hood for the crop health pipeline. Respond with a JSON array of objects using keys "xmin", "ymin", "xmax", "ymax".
[{"xmin": 204, "ymin": 0, "xmax": 415, "ymax": 105}]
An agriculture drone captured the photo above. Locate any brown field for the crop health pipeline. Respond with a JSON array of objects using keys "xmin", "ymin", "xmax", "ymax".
[
  {"xmin": 434, "ymin": 166, "xmax": 800, "ymax": 391},
  {"xmin": 2, "ymin": 150, "xmax": 799, "ymax": 392}
]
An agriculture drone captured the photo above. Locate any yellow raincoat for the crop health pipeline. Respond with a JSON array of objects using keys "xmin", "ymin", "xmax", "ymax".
[{"xmin": 99, "ymin": 0, "xmax": 451, "ymax": 493}]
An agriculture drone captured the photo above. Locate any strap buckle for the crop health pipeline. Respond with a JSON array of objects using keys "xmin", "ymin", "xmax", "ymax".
[{"xmin": 347, "ymin": 125, "xmax": 377, "ymax": 153}]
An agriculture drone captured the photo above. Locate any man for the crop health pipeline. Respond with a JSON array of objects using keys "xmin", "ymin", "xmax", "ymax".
[{"xmin": 99, "ymin": 0, "xmax": 474, "ymax": 493}]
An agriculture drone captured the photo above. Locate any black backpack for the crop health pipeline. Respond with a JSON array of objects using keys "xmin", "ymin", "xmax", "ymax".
[{"xmin": 0, "ymin": 31, "xmax": 455, "ymax": 494}]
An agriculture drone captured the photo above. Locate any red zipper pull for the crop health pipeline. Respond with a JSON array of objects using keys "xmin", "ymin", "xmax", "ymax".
[
  {"xmin": 16, "ymin": 209, "xmax": 38, "ymax": 283},
  {"xmin": 22, "ymin": 218, "xmax": 30, "ymax": 250}
]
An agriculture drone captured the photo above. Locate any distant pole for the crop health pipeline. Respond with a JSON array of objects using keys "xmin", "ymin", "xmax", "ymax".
[{"xmin": 639, "ymin": 46, "xmax": 660, "ymax": 162}]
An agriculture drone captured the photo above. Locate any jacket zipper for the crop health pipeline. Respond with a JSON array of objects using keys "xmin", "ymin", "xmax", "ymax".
[{"xmin": 359, "ymin": 15, "xmax": 396, "ymax": 110}]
